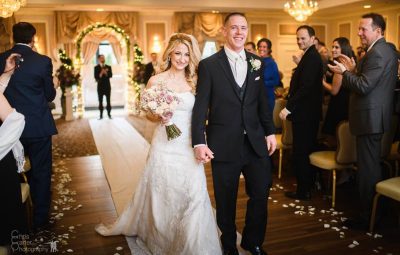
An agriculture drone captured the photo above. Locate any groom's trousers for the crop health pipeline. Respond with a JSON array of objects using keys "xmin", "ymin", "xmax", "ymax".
[{"xmin": 211, "ymin": 135, "xmax": 272, "ymax": 250}]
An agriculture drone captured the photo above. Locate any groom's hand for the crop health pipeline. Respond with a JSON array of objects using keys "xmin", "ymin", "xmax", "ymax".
[
  {"xmin": 194, "ymin": 145, "xmax": 214, "ymax": 164},
  {"xmin": 265, "ymin": 134, "xmax": 277, "ymax": 156}
]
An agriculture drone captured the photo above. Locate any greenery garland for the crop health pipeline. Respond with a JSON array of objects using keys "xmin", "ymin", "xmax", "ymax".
[
  {"xmin": 130, "ymin": 44, "xmax": 145, "ymax": 112},
  {"xmin": 133, "ymin": 43, "xmax": 144, "ymax": 64},
  {"xmin": 75, "ymin": 23, "xmax": 131, "ymax": 61}
]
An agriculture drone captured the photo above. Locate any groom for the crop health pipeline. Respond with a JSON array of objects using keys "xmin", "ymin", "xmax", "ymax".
[{"xmin": 192, "ymin": 12, "xmax": 276, "ymax": 255}]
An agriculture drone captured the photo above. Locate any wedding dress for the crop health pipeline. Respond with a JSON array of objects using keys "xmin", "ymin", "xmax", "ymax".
[{"xmin": 96, "ymin": 91, "xmax": 222, "ymax": 255}]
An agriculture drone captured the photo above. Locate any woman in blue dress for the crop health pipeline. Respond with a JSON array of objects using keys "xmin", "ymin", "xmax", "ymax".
[{"xmin": 257, "ymin": 38, "xmax": 280, "ymax": 112}]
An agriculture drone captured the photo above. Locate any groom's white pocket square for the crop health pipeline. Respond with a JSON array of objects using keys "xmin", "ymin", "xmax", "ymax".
[{"xmin": 255, "ymin": 76, "xmax": 260, "ymax": 81}]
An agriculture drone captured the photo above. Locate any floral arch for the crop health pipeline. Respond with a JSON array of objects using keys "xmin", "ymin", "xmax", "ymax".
[
  {"xmin": 73, "ymin": 23, "xmax": 134, "ymax": 116},
  {"xmin": 75, "ymin": 23, "xmax": 131, "ymax": 64}
]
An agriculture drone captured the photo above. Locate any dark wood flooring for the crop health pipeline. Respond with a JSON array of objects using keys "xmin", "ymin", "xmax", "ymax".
[{"xmin": 44, "ymin": 153, "xmax": 400, "ymax": 255}]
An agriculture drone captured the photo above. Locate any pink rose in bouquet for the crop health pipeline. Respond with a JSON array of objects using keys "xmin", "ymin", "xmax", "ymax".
[{"xmin": 140, "ymin": 85, "xmax": 182, "ymax": 140}]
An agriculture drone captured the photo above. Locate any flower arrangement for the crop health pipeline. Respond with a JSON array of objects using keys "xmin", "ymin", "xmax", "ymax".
[
  {"xmin": 140, "ymin": 85, "xmax": 182, "ymax": 140},
  {"xmin": 249, "ymin": 57, "xmax": 261, "ymax": 72},
  {"xmin": 56, "ymin": 49, "xmax": 80, "ymax": 90}
]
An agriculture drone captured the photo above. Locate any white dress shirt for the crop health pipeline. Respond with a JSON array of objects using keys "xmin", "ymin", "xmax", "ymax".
[{"xmin": 224, "ymin": 47, "xmax": 248, "ymax": 86}]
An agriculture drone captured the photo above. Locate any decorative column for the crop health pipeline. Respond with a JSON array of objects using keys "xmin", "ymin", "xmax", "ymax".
[{"xmin": 65, "ymin": 87, "xmax": 74, "ymax": 121}]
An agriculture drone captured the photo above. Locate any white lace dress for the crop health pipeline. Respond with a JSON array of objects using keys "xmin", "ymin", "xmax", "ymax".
[{"xmin": 96, "ymin": 92, "xmax": 222, "ymax": 255}]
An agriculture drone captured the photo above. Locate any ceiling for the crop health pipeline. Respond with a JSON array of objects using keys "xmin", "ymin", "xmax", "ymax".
[{"xmin": 21, "ymin": 0, "xmax": 400, "ymax": 16}]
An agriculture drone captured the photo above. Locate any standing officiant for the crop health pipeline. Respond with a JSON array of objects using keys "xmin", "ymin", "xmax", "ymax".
[{"xmin": 94, "ymin": 54, "xmax": 113, "ymax": 119}]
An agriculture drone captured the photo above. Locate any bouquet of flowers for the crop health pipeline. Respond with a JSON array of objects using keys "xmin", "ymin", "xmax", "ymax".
[{"xmin": 140, "ymin": 85, "xmax": 182, "ymax": 140}]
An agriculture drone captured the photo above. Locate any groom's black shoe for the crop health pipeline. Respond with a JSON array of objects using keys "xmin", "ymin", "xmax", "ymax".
[
  {"xmin": 223, "ymin": 248, "xmax": 239, "ymax": 255},
  {"xmin": 240, "ymin": 244, "xmax": 268, "ymax": 255}
]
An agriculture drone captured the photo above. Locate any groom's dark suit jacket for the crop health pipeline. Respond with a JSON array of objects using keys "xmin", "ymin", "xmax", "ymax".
[
  {"xmin": 0, "ymin": 44, "xmax": 57, "ymax": 138},
  {"xmin": 192, "ymin": 50, "xmax": 275, "ymax": 161}
]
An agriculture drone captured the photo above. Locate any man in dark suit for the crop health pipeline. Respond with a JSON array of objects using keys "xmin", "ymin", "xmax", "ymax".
[
  {"xmin": 143, "ymin": 52, "xmax": 159, "ymax": 85},
  {"xmin": 192, "ymin": 13, "xmax": 276, "ymax": 255},
  {"xmin": 94, "ymin": 54, "xmax": 113, "ymax": 119},
  {"xmin": 279, "ymin": 25, "xmax": 323, "ymax": 200},
  {"xmin": 0, "ymin": 22, "xmax": 57, "ymax": 230},
  {"xmin": 329, "ymin": 13, "xmax": 398, "ymax": 229}
]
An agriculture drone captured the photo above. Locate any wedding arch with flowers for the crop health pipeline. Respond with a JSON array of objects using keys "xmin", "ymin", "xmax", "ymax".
[{"xmin": 73, "ymin": 23, "xmax": 135, "ymax": 117}]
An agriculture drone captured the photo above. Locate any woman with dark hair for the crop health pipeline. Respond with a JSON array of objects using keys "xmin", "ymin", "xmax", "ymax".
[
  {"xmin": 257, "ymin": 38, "xmax": 280, "ymax": 112},
  {"xmin": 322, "ymin": 37, "xmax": 355, "ymax": 144}
]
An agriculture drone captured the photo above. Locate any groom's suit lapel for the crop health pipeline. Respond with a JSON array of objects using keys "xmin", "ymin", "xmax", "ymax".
[
  {"xmin": 217, "ymin": 50, "xmax": 241, "ymax": 100},
  {"xmin": 243, "ymin": 51, "xmax": 255, "ymax": 103}
]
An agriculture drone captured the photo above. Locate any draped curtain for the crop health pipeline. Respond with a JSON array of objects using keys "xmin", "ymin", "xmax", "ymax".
[
  {"xmin": 173, "ymin": 12, "xmax": 226, "ymax": 51},
  {"xmin": 0, "ymin": 16, "xmax": 15, "ymax": 53},
  {"xmin": 55, "ymin": 11, "xmax": 137, "ymax": 59},
  {"xmin": 81, "ymin": 30, "xmax": 122, "ymax": 64}
]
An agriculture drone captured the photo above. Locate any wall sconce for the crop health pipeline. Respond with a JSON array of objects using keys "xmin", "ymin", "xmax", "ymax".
[
  {"xmin": 33, "ymin": 35, "xmax": 41, "ymax": 53},
  {"xmin": 151, "ymin": 35, "xmax": 162, "ymax": 53}
]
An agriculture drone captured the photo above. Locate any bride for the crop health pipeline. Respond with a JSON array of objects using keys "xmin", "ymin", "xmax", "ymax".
[{"xmin": 95, "ymin": 33, "xmax": 222, "ymax": 255}]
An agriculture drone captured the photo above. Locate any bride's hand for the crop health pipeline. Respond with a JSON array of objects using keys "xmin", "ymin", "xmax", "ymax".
[
  {"xmin": 160, "ymin": 112, "xmax": 173, "ymax": 125},
  {"xmin": 145, "ymin": 112, "xmax": 161, "ymax": 122},
  {"xmin": 160, "ymin": 115, "xmax": 171, "ymax": 125}
]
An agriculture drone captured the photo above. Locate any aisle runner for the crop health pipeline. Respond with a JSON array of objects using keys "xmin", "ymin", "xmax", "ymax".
[{"xmin": 89, "ymin": 117, "xmax": 150, "ymax": 215}]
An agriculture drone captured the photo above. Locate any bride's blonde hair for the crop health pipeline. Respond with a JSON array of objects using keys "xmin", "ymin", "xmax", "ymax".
[{"xmin": 160, "ymin": 33, "xmax": 201, "ymax": 93}]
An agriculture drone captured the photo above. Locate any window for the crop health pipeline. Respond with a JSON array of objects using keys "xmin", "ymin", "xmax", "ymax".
[
  {"xmin": 91, "ymin": 41, "xmax": 117, "ymax": 65},
  {"xmin": 201, "ymin": 41, "xmax": 217, "ymax": 59}
]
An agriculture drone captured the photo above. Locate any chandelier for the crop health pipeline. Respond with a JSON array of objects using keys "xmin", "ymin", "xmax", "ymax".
[
  {"xmin": 284, "ymin": 0, "xmax": 318, "ymax": 22},
  {"xmin": 0, "ymin": 0, "xmax": 27, "ymax": 18}
]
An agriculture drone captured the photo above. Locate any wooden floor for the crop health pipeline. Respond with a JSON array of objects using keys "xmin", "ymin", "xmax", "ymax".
[
  {"xmin": 47, "ymin": 154, "xmax": 400, "ymax": 255},
  {"xmin": 49, "ymin": 156, "xmax": 130, "ymax": 255}
]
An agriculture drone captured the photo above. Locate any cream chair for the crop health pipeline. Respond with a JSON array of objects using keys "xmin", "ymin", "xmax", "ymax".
[
  {"xmin": 309, "ymin": 121, "xmax": 357, "ymax": 208},
  {"xmin": 369, "ymin": 177, "xmax": 400, "ymax": 233},
  {"xmin": 386, "ymin": 141, "xmax": 400, "ymax": 177},
  {"xmin": 381, "ymin": 116, "xmax": 399, "ymax": 177},
  {"xmin": 0, "ymin": 246, "xmax": 9, "ymax": 255},
  {"xmin": 273, "ymin": 98, "xmax": 286, "ymax": 131},
  {"xmin": 275, "ymin": 119, "xmax": 293, "ymax": 179}
]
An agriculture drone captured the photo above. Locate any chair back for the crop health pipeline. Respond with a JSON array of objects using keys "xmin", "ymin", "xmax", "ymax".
[
  {"xmin": 273, "ymin": 99, "xmax": 287, "ymax": 130},
  {"xmin": 381, "ymin": 115, "xmax": 399, "ymax": 158},
  {"xmin": 282, "ymin": 119, "xmax": 293, "ymax": 146},
  {"xmin": 336, "ymin": 121, "xmax": 357, "ymax": 164}
]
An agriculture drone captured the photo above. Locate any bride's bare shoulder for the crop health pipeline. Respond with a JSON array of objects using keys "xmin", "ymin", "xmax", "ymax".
[{"xmin": 146, "ymin": 72, "xmax": 168, "ymax": 89}]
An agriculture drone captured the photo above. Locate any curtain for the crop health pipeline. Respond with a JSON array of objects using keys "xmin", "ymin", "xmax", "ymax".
[
  {"xmin": 110, "ymin": 42, "xmax": 122, "ymax": 64},
  {"xmin": 55, "ymin": 11, "xmax": 138, "ymax": 44},
  {"xmin": 81, "ymin": 29, "xmax": 123, "ymax": 64},
  {"xmin": 0, "ymin": 16, "xmax": 15, "ymax": 53},
  {"xmin": 81, "ymin": 42, "xmax": 99, "ymax": 65},
  {"xmin": 63, "ymin": 43, "xmax": 77, "ymax": 60},
  {"xmin": 174, "ymin": 12, "xmax": 226, "ymax": 51}
]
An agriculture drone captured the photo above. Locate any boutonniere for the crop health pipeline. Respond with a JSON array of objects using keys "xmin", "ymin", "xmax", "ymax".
[{"xmin": 249, "ymin": 57, "xmax": 261, "ymax": 72}]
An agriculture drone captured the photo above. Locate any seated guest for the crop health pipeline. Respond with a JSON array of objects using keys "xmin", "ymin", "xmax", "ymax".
[{"xmin": 0, "ymin": 54, "xmax": 26, "ymax": 251}]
